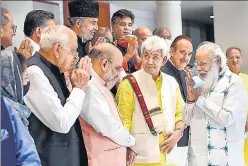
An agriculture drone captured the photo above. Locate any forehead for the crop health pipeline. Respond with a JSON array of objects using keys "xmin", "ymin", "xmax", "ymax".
[
  {"xmin": 143, "ymin": 49, "xmax": 162, "ymax": 56},
  {"xmin": 196, "ymin": 49, "xmax": 211, "ymax": 61},
  {"xmin": 5, "ymin": 13, "xmax": 14, "ymax": 25},
  {"xmin": 140, "ymin": 29, "xmax": 152, "ymax": 37},
  {"xmin": 68, "ymin": 32, "xmax": 77, "ymax": 47},
  {"xmin": 117, "ymin": 17, "xmax": 132, "ymax": 24},
  {"xmin": 228, "ymin": 49, "xmax": 241, "ymax": 56},
  {"xmin": 87, "ymin": 17, "xmax": 98, "ymax": 23},
  {"xmin": 176, "ymin": 39, "xmax": 193, "ymax": 50}
]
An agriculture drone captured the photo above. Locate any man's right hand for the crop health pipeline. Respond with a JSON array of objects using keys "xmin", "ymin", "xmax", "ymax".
[
  {"xmin": 126, "ymin": 147, "xmax": 137, "ymax": 166},
  {"xmin": 125, "ymin": 36, "xmax": 138, "ymax": 59},
  {"xmin": 70, "ymin": 56, "xmax": 92, "ymax": 91}
]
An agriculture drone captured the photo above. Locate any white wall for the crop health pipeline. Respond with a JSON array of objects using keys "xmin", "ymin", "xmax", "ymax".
[
  {"xmin": 2, "ymin": 1, "xmax": 63, "ymax": 50},
  {"xmin": 109, "ymin": 3, "xmax": 156, "ymax": 32},
  {"xmin": 214, "ymin": 1, "xmax": 248, "ymax": 73}
]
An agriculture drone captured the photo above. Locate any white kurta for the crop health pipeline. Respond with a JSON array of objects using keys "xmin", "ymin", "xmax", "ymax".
[{"xmin": 183, "ymin": 67, "xmax": 248, "ymax": 166}]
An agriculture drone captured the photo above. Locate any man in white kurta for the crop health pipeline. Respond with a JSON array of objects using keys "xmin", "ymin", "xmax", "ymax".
[{"xmin": 183, "ymin": 42, "xmax": 248, "ymax": 166}]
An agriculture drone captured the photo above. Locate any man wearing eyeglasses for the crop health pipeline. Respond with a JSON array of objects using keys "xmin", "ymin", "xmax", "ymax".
[
  {"xmin": 184, "ymin": 42, "xmax": 248, "ymax": 166},
  {"xmin": 226, "ymin": 47, "xmax": 248, "ymax": 166},
  {"xmin": 1, "ymin": 7, "xmax": 16, "ymax": 50},
  {"xmin": 79, "ymin": 43, "xmax": 135, "ymax": 166}
]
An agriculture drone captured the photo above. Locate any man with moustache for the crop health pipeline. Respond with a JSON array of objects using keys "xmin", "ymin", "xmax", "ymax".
[
  {"xmin": 68, "ymin": 0, "xmax": 99, "ymax": 59},
  {"xmin": 134, "ymin": 26, "xmax": 152, "ymax": 56},
  {"xmin": 117, "ymin": 36, "xmax": 185, "ymax": 166},
  {"xmin": 24, "ymin": 25, "xmax": 90, "ymax": 166},
  {"xmin": 79, "ymin": 43, "xmax": 135, "ymax": 166},
  {"xmin": 161, "ymin": 35, "xmax": 193, "ymax": 166},
  {"xmin": 184, "ymin": 41, "xmax": 248, "ymax": 166},
  {"xmin": 226, "ymin": 47, "xmax": 248, "ymax": 165},
  {"xmin": 111, "ymin": 9, "xmax": 141, "ymax": 74}
]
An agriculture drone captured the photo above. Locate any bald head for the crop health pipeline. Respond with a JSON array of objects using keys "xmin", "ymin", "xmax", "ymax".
[
  {"xmin": 134, "ymin": 26, "xmax": 152, "ymax": 46},
  {"xmin": 153, "ymin": 27, "xmax": 171, "ymax": 40},
  {"xmin": 89, "ymin": 43, "xmax": 123, "ymax": 82}
]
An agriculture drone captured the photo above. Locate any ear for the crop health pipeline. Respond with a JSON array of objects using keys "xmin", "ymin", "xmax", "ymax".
[
  {"xmin": 35, "ymin": 27, "xmax": 42, "ymax": 38},
  {"xmin": 170, "ymin": 47, "xmax": 174, "ymax": 57},
  {"xmin": 76, "ymin": 19, "xmax": 81, "ymax": 28},
  {"xmin": 162, "ymin": 56, "xmax": 168, "ymax": 66},
  {"xmin": 100, "ymin": 58, "xmax": 109, "ymax": 72},
  {"xmin": 216, "ymin": 56, "xmax": 221, "ymax": 66},
  {"xmin": 53, "ymin": 43, "xmax": 60, "ymax": 59}
]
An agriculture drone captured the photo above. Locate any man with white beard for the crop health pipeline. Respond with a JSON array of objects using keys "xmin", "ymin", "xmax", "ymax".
[{"xmin": 183, "ymin": 41, "xmax": 248, "ymax": 166}]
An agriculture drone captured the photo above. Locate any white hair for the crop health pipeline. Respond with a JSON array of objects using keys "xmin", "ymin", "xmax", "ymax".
[
  {"xmin": 196, "ymin": 41, "xmax": 227, "ymax": 68},
  {"xmin": 39, "ymin": 25, "xmax": 69, "ymax": 51},
  {"xmin": 141, "ymin": 36, "xmax": 172, "ymax": 58}
]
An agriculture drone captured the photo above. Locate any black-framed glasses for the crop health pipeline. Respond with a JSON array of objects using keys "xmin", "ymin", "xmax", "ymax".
[{"xmin": 11, "ymin": 25, "xmax": 17, "ymax": 33}]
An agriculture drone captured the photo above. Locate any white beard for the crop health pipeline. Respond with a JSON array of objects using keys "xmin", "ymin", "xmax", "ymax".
[{"xmin": 200, "ymin": 64, "xmax": 219, "ymax": 95}]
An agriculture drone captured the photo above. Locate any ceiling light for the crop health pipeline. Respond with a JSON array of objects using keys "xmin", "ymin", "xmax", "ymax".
[{"xmin": 210, "ymin": 15, "xmax": 214, "ymax": 19}]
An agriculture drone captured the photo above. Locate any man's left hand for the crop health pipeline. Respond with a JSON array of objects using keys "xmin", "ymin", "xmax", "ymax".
[{"xmin": 160, "ymin": 130, "xmax": 182, "ymax": 154}]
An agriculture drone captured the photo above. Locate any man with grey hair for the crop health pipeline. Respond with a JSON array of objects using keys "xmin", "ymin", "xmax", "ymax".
[
  {"xmin": 24, "ymin": 25, "xmax": 90, "ymax": 166},
  {"xmin": 1, "ymin": 7, "xmax": 16, "ymax": 50},
  {"xmin": 117, "ymin": 36, "xmax": 185, "ymax": 165},
  {"xmin": 184, "ymin": 41, "xmax": 248, "ymax": 166},
  {"xmin": 68, "ymin": 0, "xmax": 100, "ymax": 59},
  {"xmin": 153, "ymin": 27, "xmax": 171, "ymax": 40}
]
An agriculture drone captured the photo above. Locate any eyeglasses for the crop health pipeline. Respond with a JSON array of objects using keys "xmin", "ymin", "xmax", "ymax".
[
  {"xmin": 194, "ymin": 56, "xmax": 218, "ymax": 69},
  {"xmin": 11, "ymin": 25, "xmax": 17, "ymax": 33}
]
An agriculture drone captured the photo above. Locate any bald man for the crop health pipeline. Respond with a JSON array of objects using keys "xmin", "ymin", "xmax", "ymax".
[
  {"xmin": 79, "ymin": 43, "xmax": 135, "ymax": 166},
  {"xmin": 153, "ymin": 27, "xmax": 171, "ymax": 40},
  {"xmin": 134, "ymin": 26, "xmax": 152, "ymax": 47}
]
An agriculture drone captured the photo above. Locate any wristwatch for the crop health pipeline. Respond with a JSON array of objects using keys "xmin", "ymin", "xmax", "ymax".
[{"xmin": 175, "ymin": 128, "xmax": 184, "ymax": 137}]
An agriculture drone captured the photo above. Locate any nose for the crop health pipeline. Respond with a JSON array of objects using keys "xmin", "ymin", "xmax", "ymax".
[
  {"xmin": 196, "ymin": 65, "xmax": 201, "ymax": 71},
  {"xmin": 94, "ymin": 24, "xmax": 98, "ymax": 31}
]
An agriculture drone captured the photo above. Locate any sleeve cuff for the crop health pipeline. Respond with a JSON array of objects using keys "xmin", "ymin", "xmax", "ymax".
[{"xmin": 68, "ymin": 88, "xmax": 86, "ymax": 110}]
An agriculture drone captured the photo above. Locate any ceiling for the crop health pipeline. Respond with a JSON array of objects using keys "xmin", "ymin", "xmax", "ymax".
[{"xmin": 108, "ymin": 1, "xmax": 214, "ymax": 24}]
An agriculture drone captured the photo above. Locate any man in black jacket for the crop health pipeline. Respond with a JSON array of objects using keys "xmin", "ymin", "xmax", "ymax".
[
  {"xmin": 68, "ymin": 0, "xmax": 99, "ymax": 59},
  {"xmin": 24, "ymin": 25, "xmax": 91, "ymax": 166},
  {"xmin": 161, "ymin": 35, "xmax": 193, "ymax": 166}
]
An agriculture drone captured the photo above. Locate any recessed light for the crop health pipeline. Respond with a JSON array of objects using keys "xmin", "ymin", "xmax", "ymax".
[{"xmin": 210, "ymin": 15, "xmax": 214, "ymax": 19}]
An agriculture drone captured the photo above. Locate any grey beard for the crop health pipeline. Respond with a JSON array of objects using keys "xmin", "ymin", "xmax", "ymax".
[{"xmin": 200, "ymin": 66, "xmax": 219, "ymax": 95}]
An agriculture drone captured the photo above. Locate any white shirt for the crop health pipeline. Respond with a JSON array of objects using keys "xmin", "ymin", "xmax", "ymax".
[
  {"xmin": 183, "ymin": 68, "xmax": 248, "ymax": 166},
  {"xmin": 26, "ymin": 37, "xmax": 40, "ymax": 56},
  {"xmin": 24, "ymin": 65, "xmax": 85, "ymax": 133},
  {"xmin": 80, "ymin": 71, "xmax": 135, "ymax": 147}
]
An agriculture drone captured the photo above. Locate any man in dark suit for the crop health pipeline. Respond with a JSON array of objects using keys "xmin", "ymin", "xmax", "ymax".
[
  {"xmin": 161, "ymin": 35, "xmax": 193, "ymax": 166},
  {"xmin": 68, "ymin": 0, "xmax": 99, "ymax": 59}
]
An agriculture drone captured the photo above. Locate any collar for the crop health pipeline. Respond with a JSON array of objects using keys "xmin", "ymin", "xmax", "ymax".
[
  {"xmin": 38, "ymin": 52, "xmax": 62, "ymax": 75},
  {"xmin": 91, "ymin": 69, "xmax": 107, "ymax": 87},
  {"xmin": 27, "ymin": 37, "xmax": 40, "ymax": 55}
]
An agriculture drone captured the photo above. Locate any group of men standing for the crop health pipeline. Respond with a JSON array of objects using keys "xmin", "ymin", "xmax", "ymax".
[{"xmin": 1, "ymin": 0, "xmax": 248, "ymax": 166}]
